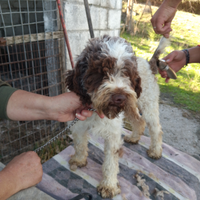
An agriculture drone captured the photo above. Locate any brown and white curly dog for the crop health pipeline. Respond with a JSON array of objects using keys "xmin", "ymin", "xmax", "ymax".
[{"xmin": 65, "ymin": 35, "xmax": 169, "ymax": 198}]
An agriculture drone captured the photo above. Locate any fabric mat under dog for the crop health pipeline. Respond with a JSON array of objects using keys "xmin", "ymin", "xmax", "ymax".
[{"xmin": 37, "ymin": 128, "xmax": 200, "ymax": 200}]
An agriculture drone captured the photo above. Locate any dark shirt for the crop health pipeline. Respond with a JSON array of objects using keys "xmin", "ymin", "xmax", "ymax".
[{"xmin": 0, "ymin": 80, "xmax": 18, "ymax": 119}]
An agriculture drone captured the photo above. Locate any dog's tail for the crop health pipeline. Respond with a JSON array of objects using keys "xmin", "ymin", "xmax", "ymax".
[{"xmin": 149, "ymin": 37, "xmax": 170, "ymax": 75}]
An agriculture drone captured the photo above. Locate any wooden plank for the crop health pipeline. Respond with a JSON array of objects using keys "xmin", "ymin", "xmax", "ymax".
[{"xmin": 5, "ymin": 31, "xmax": 64, "ymax": 45}]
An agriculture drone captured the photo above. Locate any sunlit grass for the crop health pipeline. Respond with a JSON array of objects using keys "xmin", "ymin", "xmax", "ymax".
[{"xmin": 121, "ymin": 4, "xmax": 200, "ymax": 112}]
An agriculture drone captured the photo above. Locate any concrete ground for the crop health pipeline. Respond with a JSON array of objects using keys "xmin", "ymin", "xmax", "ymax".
[{"xmin": 144, "ymin": 97, "xmax": 200, "ymax": 160}]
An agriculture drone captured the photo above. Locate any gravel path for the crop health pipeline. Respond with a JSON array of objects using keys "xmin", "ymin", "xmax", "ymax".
[{"xmin": 144, "ymin": 99, "xmax": 200, "ymax": 160}]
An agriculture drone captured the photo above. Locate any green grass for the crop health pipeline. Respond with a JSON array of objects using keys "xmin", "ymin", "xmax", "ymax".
[
  {"xmin": 37, "ymin": 135, "xmax": 72, "ymax": 164},
  {"xmin": 121, "ymin": 4, "xmax": 200, "ymax": 112}
]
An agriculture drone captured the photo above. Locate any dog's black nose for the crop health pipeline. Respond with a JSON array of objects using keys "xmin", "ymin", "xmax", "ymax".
[{"xmin": 112, "ymin": 94, "xmax": 126, "ymax": 105}]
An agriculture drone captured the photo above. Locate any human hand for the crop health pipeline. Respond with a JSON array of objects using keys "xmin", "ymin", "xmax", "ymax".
[
  {"xmin": 0, "ymin": 151, "xmax": 42, "ymax": 199},
  {"xmin": 151, "ymin": 2, "xmax": 177, "ymax": 38},
  {"xmin": 47, "ymin": 92, "xmax": 104, "ymax": 122},
  {"xmin": 159, "ymin": 50, "xmax": 185, "ymax": 82},
  {"xmin": 7, "ymin": 90, "xmax": 104, "ymax": 122}
]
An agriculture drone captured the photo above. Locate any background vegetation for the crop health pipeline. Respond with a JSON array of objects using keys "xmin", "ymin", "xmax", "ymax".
[{"xmin": 121, "ymin": 3, "xmax": 200, "ymax": 112}]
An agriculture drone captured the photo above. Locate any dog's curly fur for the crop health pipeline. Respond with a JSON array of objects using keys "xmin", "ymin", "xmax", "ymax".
[{"xmin": 66, "ymin": 35, "xmax": 169, "ymax": 198}]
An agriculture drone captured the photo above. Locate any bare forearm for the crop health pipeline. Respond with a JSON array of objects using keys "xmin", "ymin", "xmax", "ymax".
[
  {"xmin": 162, "ymin": 0, "xmax": 182, "ymax": 8},
  {"xmin": 6, "ymin": 90, "xmax": 50, "ymax": 121},
  {"xmin": 6, "ymin": 90, "xmax": 95, "ymax": 122},
  {"xmin": 6, "ymin": 90, "xmax": 89, "ymax": 122},
  {"xmin": 0, "ymin": 170, "xmax": 17, "ymax": 200},
  {"xmin": 188, "ymin": 46, "xmax": 200, "ymax": 64}
]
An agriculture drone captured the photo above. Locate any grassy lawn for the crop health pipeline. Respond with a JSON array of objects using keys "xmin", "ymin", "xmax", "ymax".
[{"xmin": 121, "ymin": 4, "xmax": 200, "ymax": 112}]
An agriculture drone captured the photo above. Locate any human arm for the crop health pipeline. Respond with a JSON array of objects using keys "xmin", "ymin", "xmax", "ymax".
[
  {"xmin": 151, "ymin": 0, "xmax": 182, "ymax": 38},
  {"xmin": 160, "ymin": 46, "xmax": 200, "ymax": 82},
  {"xmin": 0, "ymin": 151, "xmax": 42, "ymax": 200},
  {"xmin": 6, "ymin": 90, "xmax": 103, "ymax": 122}
]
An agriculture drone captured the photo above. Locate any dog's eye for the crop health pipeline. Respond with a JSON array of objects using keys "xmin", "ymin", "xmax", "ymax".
[{"xmin": 103, "ymin": 76, "xmax": 108, "ymax": 80}]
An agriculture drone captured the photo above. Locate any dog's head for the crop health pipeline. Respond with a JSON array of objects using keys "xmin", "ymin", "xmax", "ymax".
[{"xmin": 66, "ymin": 35, "xmax": 142, "ymax": 119}]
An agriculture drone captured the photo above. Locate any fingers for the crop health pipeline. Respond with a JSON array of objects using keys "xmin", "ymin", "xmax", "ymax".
[
  {"xmin": 75, "ymin": 109, "xmax": 104, "ymax": 121},
  {"xmin": 165, "ymin": 77, "xmax": 170, "ymax": 83},
  {"xmin": 151, "ymin": 16, "xmax": 172, "ymax": 37},
  {"xmin": 163, "ymin": 33, "xmax": 170, "ymax": 38},
  {"xmin": 75, "ymin": 112, "xmax": 87, "ymax": 121},
  {"xmin": 158, "ymin": 68, "xmax": 171, "ymax": 83},
  {"xmin": 163, "ymin": 51, "xmax": 177, "ymax": 63},
  {"xmin": 159, "ymin": 69, "xmax": 170, "ymax": 83},
  {"xmin": 153, "ymin": 27, "xmax": 172, "ymax": 38},
  {"xmin": 153, "ymin": 25, "xmax": 172, "ymax": 37},
  {"xmin": 96, "ymin": 112, "xmax": 105, "ymax": 119},
  {"xmin": 159, "ymin": 69, "xmax": 167, "ymax": 79},
  {"xmin": 162, "ymin": 27, "xmax": 172, "ymax": 38}
]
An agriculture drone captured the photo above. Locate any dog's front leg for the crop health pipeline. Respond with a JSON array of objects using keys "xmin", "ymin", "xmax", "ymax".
[
  {"xmin": 124, "ymin": 117, "xmax": 146, "ymax": 144},
  {"xmin": 133, "ymin": 101, "xmax": 163, "ymax": 159},
  {"xmin": 146, "ymin": 122, "xmax": 163, "ymax": 159},
  {"xmin": 124, "ymin": 100, "xmax": 146, "ymax": 144},
  {"xmin": 97, "ymin": 137, "xmax": 122, "ymax": 198},
  {"xmin": 69, "ymin": 129, "xmax": 89, "ymax": 171},
  {"xmin": 143, "ymin": 108, "xmax": 163, "ymax": 159}
]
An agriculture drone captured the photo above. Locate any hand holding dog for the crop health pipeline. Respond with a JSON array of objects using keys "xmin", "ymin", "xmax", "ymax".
[
  {"xmin": 0, "ymin": 89, "xmax": 104, "ymax": 200},
  {"xmin": 40, "ymin": 91, "xmax": 104, "ymax": 121},
  {"xmin": 7, "ymin": 90, "xmax": 104, "ymax": 122}
]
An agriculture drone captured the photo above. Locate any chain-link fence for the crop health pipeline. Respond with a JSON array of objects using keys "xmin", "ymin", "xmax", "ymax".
[{"xmin": 0, "ymin": 0, "xmax": 67, "ymax": 164}]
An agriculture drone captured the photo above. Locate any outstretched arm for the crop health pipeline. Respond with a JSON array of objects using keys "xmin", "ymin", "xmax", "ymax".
[
  {"xmin": 151, "ymin": 0, "xmax": 182, "ymax": 38},
  {"xmin": 6, "ymin": 90, "xmax": 104, "ymax": 122},
  {"xmin": 159, "ymin": 46, "xmax": 200, "ymax": 82}
]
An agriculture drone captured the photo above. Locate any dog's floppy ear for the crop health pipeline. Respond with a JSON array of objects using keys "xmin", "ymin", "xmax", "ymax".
[
  {"xmin": 65, "ymin": 69, "xmax": 75, "ymax": 92},
  {"xmin": 128, "ymin": 72, "xmax": 142, "ymax": 98},
  {"xmin": 123, "ymin": 59, "xmax": 142, "ymax": 98},
  {"xmin": 134, "ymin": 76, "xmax": 142, "ymax": 98},
  {"xmin": 65, "ymin": 61, "xmax": 92, "ymax": 105}
]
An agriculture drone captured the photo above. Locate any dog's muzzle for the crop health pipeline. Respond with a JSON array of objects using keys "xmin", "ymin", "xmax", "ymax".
[{"xmin": 111, "ymin": 94, "xmax": 126, "ymax": 107}]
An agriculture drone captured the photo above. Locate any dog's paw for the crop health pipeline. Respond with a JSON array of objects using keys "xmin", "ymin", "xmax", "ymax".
[
  {"xmin": 97, "ymin": 184, "xmax": 121, "ymax": 198},
  {"xmin": 69, "ymin": 157, "xmax": 87, "ymax": 171},
  {"xmin": 124, "ymin": 135, "xmax": 139, "ymax": 144},
  {"xmin": 147, "ymin": 148, "xmax": 162, "ymax": 159}
]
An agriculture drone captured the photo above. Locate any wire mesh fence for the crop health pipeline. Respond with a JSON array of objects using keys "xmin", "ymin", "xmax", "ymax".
[{"xmin": 0, "ymin": 0, "xmax": 67, "ymax": 164}]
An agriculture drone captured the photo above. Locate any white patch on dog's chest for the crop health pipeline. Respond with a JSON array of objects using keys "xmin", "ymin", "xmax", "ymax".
[{"xmin": 87, "ymin": 112, "xmax": 124, "ymax": 139}]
